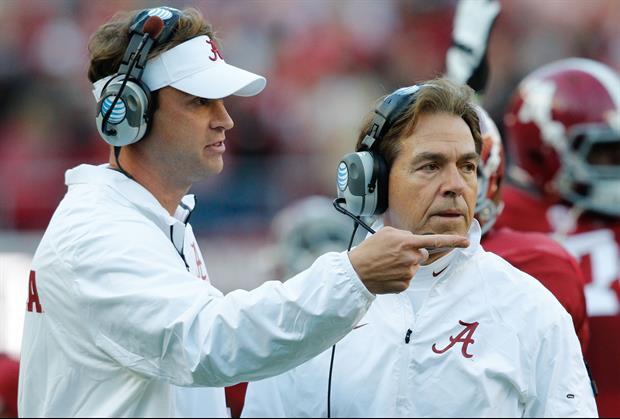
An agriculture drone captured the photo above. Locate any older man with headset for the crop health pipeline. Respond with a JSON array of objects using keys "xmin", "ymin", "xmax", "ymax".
[{"xmin": 241, "ymin": 78, "xmax": 597, "ymax": 417}]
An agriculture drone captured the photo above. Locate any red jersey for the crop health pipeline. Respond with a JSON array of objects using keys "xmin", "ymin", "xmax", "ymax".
[
  {"xmin": 482, "ymin": 227, "xmax": 589, "ymax": 353},
  {"xmin": 497, "ymin": 184, "xmax": 620, "ymax": 417},
  {"xmin": 0, "ymin": 354, "xmax": 19, "ymax": 418}
]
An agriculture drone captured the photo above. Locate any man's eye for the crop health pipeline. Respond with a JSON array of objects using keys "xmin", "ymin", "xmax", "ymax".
[
  {"xmin": 195, "ymin": 98, "xmax": 212, "ymax": 106},
  {"xmin": 463, "ymin": 163, "xmax": 477, "ymax": 173},
  {"xmin": 422, "ymin": 163, "xmax": 439, "ymax": 171}
]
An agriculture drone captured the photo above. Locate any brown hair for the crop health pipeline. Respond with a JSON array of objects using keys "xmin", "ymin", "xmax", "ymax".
[
  {"xmin": 88, "ymin": 8, "xmax": 216, "ymax": 83},
  {"xmin": 356, "ymin": 78, "xmax": 482, "ymax": 171}
]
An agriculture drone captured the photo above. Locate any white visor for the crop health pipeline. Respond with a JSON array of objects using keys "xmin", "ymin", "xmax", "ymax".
[{"xmin": 93, "ymin": 35, "xmax": 266, "ymax": 101}]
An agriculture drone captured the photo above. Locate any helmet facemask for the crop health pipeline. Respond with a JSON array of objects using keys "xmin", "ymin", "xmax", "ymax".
[{"xmin": 555, "ymin": 122, "xmax": 620, "ymax": 217}]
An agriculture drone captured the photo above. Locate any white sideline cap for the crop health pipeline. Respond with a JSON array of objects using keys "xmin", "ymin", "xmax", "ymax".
[{"xmin": 93, "ymin": 35, "xmax": 266, "ymax": 100}]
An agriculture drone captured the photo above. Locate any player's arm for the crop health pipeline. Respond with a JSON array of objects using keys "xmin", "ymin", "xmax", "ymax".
[
  {"xmin": 524, "ymin": 313, "xmax": 598, "ymax": 417},
  {"xmin": 445, "ymin": 0, "xmax": 501, "ymax": 94}
]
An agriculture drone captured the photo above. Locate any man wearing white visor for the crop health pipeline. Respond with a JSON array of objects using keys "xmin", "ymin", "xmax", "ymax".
[{"xmin": 18, "ymin": 6, "xmax": 470, "ymax": 418}]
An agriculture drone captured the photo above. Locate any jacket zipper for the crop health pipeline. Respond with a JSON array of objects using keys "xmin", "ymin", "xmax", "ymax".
[{"xmin": 396, "ymin": 295, "xmax": 416, "ymax": 415}]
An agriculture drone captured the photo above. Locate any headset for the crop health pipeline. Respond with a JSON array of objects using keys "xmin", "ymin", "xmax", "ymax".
[
  {"xmin": 96, "ymin": 7, "xmax": 181, "ymax": 147},
  {"xmin": 336, "ymin": 84, "xmax": 429, "ymax": 218}
]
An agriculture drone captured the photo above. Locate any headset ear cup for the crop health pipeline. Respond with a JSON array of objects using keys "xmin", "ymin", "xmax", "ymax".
[
  {"xmin": 372, "ymin": 152, "xmax": 389, "ymax": 215},
  {"xmin": 94, "ymin": 7, "xmax": 183, "ymax": 147},
  {"xmin": 337, "ymin": 151, "xmax": 378, "ymax": 217},
  {"xmin": 96, "ymin": 78, "xmax": 151, "ymax": 146}
]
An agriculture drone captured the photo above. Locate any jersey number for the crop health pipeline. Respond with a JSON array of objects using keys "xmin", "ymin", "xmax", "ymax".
[{"xmin": 562, "ymin": 230, "xmax": 620, "ymax": 316}]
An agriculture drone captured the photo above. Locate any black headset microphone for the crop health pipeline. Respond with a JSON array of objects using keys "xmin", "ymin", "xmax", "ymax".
[{"xmin": 101, "ymin": 16, "xmax": 165, "ymax": 137}]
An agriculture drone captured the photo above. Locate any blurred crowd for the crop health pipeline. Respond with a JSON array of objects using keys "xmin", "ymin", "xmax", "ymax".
[{"xmin": 0, "ymin": 0, "xmax": 618, "ymax": 234}]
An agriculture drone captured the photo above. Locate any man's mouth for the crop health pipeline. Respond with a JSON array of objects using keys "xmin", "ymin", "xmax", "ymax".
[
  {"xmin": 434, "ymin": 211, "xmax": 463, "ymax": 218},
  {"xmin": 206, "ymin": 141, "xmax": 225, "ymax": 151}
]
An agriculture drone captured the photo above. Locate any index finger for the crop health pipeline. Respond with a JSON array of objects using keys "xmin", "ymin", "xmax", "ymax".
[{"xmin": 408, "ymin": 234, "xmax": 470, "ymax": 250}]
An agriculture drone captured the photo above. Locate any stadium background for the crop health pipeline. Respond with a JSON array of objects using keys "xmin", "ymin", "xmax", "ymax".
[{"xmin": 0, "ymin": 0, "xmax": 618, "ymax": 391}]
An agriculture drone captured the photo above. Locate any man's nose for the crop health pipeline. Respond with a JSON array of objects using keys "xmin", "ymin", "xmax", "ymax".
[
  {"xmin": 210, "ymin": 99, "xmax": 234, "ymax": 131},
  {"xmin": 441, "ymin": 164, "xmax": 467, "ymax": 198}
]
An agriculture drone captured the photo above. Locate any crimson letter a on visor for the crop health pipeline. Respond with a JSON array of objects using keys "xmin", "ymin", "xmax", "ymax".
[{"xmin": 206, "ymin": 38, "xmax": 223, "ymax": 61}]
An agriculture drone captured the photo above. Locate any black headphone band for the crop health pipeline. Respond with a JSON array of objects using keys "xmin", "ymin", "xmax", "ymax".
[
  {"xmin": 117, "ymin": 32, "xmax": 156, "ymax": 79},
  {"xmin": 359, "ymin": 84, "xmax": 427, "ymax": 152},
  {"xmin": 119, "ymin": 8, "xmax": 182, "ymax": 79}
]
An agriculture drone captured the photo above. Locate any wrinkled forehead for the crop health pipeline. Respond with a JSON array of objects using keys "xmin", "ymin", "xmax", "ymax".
[{"xmin": 405, "ymin": 112, "xmax": 477, "ymax": 155}]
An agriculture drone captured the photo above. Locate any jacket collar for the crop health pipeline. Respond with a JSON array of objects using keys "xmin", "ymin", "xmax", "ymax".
[
  {"xmin": 65, "ymin": 164, "xmax": 196, "ymax": 228},
  {"xmin": 412, "ymin": 220, "xmax": 482, "ymax": 283}
]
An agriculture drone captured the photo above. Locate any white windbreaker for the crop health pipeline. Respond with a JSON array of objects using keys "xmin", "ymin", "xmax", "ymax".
[
  {"xmin": 243, "ymin": 221, "xmax": 598, "ymax": 418},
  {"xmin": 18, "ymin": 164, "xmax": 375, "ymax": 418}
]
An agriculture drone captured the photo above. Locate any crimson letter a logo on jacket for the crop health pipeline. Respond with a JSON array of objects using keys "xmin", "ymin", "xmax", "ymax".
[
  {"xmin": 26, "ymin": 270, "xmax": 44, "ymax": 313},
  {"xmin": 432, "ymin": 320, "xmax": 479, "ymax": 358}
]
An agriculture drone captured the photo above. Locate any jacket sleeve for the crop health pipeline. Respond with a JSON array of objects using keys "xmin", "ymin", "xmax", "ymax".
[
  {"xmin": 68, "ymin": 219, "xmax": 374, "ymax": 387},
  {"xmin": 524, "ymin": 312, "xmax": 598, "ymax": 418}
]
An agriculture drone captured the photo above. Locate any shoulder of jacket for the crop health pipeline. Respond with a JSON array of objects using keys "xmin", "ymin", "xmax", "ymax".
[
  {"xmin": 469, "ymin": 250, "xmax": 569, "ymax": 329},
  {"xmin": 40, "ymin": 186, "xmax": 168, "ymax": 265}
]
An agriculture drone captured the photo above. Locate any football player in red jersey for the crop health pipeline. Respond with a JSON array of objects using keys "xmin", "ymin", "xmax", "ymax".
[
  {"xmin": 495, "ymin": 58, "xmax": 620, "ymax": 417},
  {"xmin": 474, "ymin": 106, "xmax": 590, "ymax": 353}
]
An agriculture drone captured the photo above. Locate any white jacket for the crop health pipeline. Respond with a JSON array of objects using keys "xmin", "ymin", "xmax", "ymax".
[
  {"xmin": 243, "ymin": 222, "xmax": 598, "ymax": 418},
  {"xmin": 18, "ymin": 164, "xmax": 374, "ymax": 418}
]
